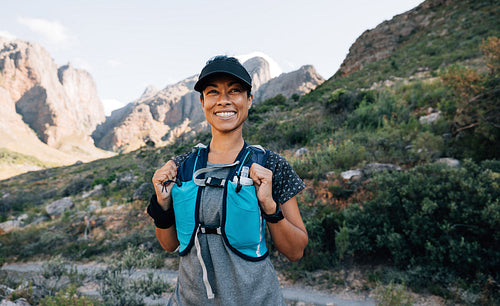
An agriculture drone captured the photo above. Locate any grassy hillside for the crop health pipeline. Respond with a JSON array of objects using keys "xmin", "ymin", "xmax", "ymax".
[{"xmin": 0, "ymin": 0, "xmax": 499, "ymax": 304}]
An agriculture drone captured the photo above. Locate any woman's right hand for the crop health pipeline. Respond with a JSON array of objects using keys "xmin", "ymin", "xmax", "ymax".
[{"xmin": 152, "ymin": 160, "xmax": 177, "ymax": 210}]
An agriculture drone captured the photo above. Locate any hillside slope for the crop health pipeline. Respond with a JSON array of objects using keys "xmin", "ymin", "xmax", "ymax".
[{"xmin": 308, "ymin": 0, "xmax": 500, "ymax": 100}]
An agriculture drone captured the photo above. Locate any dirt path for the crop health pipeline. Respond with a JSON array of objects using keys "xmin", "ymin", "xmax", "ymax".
[{"xmin": 1, "ymin": 262, "xmax": 375, "ymax": 305}]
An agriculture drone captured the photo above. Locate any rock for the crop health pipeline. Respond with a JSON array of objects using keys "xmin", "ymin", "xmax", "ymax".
[
  {"xmin": 118, "ymin": 171, "xmax": 136, "ymax": 185},
  {"xmin": 87, "ymin": 200, "xmax": 101, "ymax": 212},
  {"xmin": 0, "ymin": 284, "xmax": 14, "ymax": 298},
  {"xmin": 341, "ymin": 170, "xmax": 362, "ymax": 181},
  {"xmin": 0, "ymin": 220, "xmax": 23, "ymax": 233},
  {"xmin": 17, "ymin": 214, "xmax": 28, "ymax": 222},
  {"xmin": 31, "ymin": 216, "xmax": 49, "ymax": 226},
  {"xmin": 0, "ymin": 298, "xmax": 31, "ymax": 306},
  {"xmin": 436, "ymin": 158, "xmax": 461, "ymax": 168},
  {"xmin": 325, "ymin": 171, "xmax": 336, "ymax": 179},
  {"xmin": 45, "ymin": 197, "xmax": 74, "ymax": 217},
  {"xmin": 419, "ymin": 111, "xmax": 441, "ymax": 124},
  {"xmin": 81, "ymin": 184, "xmax": 104, "ymax": 198},
  {"xmin": 295, "ymin": 147, "xmax": 309, "ymax": 157}
]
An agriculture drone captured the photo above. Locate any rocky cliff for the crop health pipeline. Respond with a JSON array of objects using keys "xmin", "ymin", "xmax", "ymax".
[
  {"xmin": 253, "ymin": 65, "xmax": 324, "ymax": 102},
  {"xmin": 0, "ymin": 39, "xmax": 105, "ymax": 146},
  {"xmin": 92, "ymin": 57, "xmax": 324, "ymax": 152},
  {"xmin": 92, "ymin": 76, "xmax": 203, "ymax": 152},
  {"xmin": 338, "ymin": 0, "xmax": 443, "ymax": 76},
  {"xmin": 0, "ymin": 38, "xmax": 112, "ymax": 179}
]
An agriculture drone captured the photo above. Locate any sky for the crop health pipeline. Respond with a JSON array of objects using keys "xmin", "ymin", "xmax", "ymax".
[{"xmin": 0, "ymin": 0, "xmax": 423, "ymax": 115}]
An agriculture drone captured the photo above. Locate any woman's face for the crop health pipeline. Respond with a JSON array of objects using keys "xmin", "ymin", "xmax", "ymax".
[{"xmin": 200, "ymin": 74, "xmax": 252, "ymax": 135}]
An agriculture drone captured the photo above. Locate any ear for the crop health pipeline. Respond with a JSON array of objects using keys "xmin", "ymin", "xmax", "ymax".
[
  {"xmin": 247, "ymin": 94, "xmax": 253, "ymax": 109},
  {"xmin": 200, "ymin": 96, "xmax": 205, "ymax": 107}
]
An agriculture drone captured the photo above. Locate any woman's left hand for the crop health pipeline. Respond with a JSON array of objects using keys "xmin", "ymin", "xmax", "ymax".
[{"xmin": 249, "ymin": 163, "xmax": 276, "ymax": 214}]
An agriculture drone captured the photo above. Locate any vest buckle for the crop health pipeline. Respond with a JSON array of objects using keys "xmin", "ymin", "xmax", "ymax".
[{"xmin": 204, "ymin": 177, "xmax": 225, "ymax": 188}]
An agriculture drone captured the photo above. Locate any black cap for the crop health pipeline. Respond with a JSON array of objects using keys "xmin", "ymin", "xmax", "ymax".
[{"xmin": 194, "ymin": 56, "xmax": 252, "ymax": 93}]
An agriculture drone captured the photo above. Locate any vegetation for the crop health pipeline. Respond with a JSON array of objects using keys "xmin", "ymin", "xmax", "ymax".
[{"xmin": 0, "ymin": 0, "xmax": 499, "ymax": 304}]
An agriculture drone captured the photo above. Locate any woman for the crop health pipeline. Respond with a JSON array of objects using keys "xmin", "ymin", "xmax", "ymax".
[{"xmin": 147, "ymin": 55, "xmax": 308, "ymax": 305}]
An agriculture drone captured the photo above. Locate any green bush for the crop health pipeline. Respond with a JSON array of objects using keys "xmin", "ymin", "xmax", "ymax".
[
  {"xmin": 290, "ymin": 139, "xmax": 369, "ymax": 179},
  {"xmin": 324, "ymin": 88, "xmax": 375, "ymax": 115},
  {"xmin": 290, "ymin": 205, "xmax": 344, "ymax": 270},
  {"xmin": 347, "ymin": 91, "xmax": 410, "ymax": 130},
  {"xmin": 343, "ymin": 159, "xmax": 500, "ymax": 278}
]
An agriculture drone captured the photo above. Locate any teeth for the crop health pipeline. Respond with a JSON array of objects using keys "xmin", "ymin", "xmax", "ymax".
[{"xmin": 216, "ymin": 112, "xmax": 235, "ymax": 117}]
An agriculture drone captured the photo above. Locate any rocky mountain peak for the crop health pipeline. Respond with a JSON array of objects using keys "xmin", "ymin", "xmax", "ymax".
[
  {"xmin": 242, "ymin": 57, "xmax": 272, "ymax": 92},
  {"xmin": 138, "ymin": 85, "xmax": 159, "ymax": 101},
  {"xmin": 0, "ymin": 38, "xmax": 111, "ymax": 177},
  {"xmin": 253, "ymin": 65, "xmax": 324, "ymax": 102}
]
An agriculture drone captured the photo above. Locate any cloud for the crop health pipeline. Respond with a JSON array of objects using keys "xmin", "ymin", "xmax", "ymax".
[
  {"xmin": 101, "ymin": 99, "xmax": 126, "ymax": 116},
  {"xmin": 0, "ymin": 30, "xmax": 16, "ymax": 40},
  {"xmin": 17, "ymin": 17, "xmax": 74, "ymax": 46},
  {"xmin": 236, "ymin": 51, "xmax": 283, "ymax": 78}
]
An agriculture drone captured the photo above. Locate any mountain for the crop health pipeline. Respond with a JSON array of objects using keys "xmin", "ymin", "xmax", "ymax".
[
  {"xmin": 0, "ymin": 38, "xmax": 113, "ymax": 179},
  {"xmin": 316, "ymin": 0, "xmax": 499, "ymax": 94},
  {"xmin": 253, "ymin": 65, "xmax": 323, "ymax": 102},
  {"xmin": 92, "ymin": 57, "xmax": 324, "ymax": 152},
  {"xmin": 338, "ymin": 1, "xmax": 436, "ymax": 77}
]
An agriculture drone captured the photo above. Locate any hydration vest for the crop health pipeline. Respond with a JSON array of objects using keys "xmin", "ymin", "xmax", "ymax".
[{"xmin": 171, "ymin": 142, "xmax": 270, "ymax": 261}]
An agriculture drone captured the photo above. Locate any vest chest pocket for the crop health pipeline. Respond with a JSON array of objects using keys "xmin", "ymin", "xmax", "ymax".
[
  {"xmin": 225, "ymin": 181, "xmax": 264, "ymax": 251},
  {"xmin": 172, "ymin": 181, "xmax": 199, "ymax": 253}
]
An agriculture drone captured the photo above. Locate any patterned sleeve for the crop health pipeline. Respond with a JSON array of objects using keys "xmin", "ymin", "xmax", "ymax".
[
  {"xmin": 173, "ymin": 151, "xmax": 191, "ymax": 167},
  {"xmin": 265, "ymin": 151, "xmax": 305, "ymax": 205}
]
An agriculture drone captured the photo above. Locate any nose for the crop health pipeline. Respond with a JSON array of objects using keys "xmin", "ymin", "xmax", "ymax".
[{"xmin": 216, "ymin": 90, "xmax": 231, "ymax": 105}]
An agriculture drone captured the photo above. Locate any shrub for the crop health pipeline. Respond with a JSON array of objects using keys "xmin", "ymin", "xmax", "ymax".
[
  {"xmin": 97, "ymin": 244, "xmax": 171, "ymax": 305},
  {"xmin": 39, "ymin": 285, "xmax": 99, "ymax": 306},
  {"xmin": 373, "ymin": 281, "xmax": 415, "ymax": 306},
  {"xmin": 347, "ymin": 90, "xmax": 410, "ymax": 130},
  {"xmin": 324, "ymin": 88, "xmax": 375, "ymax": 115},
  {"xmin": 290, "ymin": 139, "xmax": 369, "ymax": 179},
  {"xmin": 290, "ymin": 205, "xmax": 344, "ymax": 270},
  {"xmin": 343, "ymin": 159, "xmax": 500, "ymax": 279}
]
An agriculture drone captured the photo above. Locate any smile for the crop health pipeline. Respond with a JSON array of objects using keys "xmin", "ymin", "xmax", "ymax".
[{"xmin": 215, "ymin": 112, "xmax": 236, "ymax": 118}]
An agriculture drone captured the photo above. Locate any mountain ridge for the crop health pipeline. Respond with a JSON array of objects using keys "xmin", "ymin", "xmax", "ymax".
[{"xmin": 92, "ymin": 57, "xmax": 324, "ymax": 152}]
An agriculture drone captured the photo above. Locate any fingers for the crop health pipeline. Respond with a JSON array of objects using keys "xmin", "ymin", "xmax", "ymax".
[
  {"xmin": 249, "ymin": 163, "xmax": 272, "ymax": 186},
  {"xmin": 152, "ymin": 160, "xmax": 177, "ymax": 190}
]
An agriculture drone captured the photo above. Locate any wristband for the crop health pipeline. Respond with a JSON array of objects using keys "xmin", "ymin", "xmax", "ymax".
[
  {"xmin": 147, "ymin": 194, "xmax": 175, "ymax": 229},
  {"xmin": 261, "ymin": 202, "xmax": 284, "ymax": 223}
]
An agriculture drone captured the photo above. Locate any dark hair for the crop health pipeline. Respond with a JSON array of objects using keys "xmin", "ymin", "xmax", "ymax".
[{"xmin": 197, "ymin": 55, "xmax": 252, "ymax": 100}]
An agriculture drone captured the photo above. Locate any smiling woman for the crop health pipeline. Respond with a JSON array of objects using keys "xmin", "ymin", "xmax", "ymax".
[
  {"xmin": 147, "ymin": 55, "xmax": 308, "ymax": 305},
  {"xmin": 200, "ymin": 75, "xmax": 252, "ymax": 136}
]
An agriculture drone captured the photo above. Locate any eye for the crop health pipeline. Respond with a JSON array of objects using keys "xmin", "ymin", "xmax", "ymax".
[
  {"xmin": 206, "ymin": 89, "xmax": 218, "ymax": 95},
  {"xmin": 229, "ymin": 87, "xmax": 242, "ymax": 94}
]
